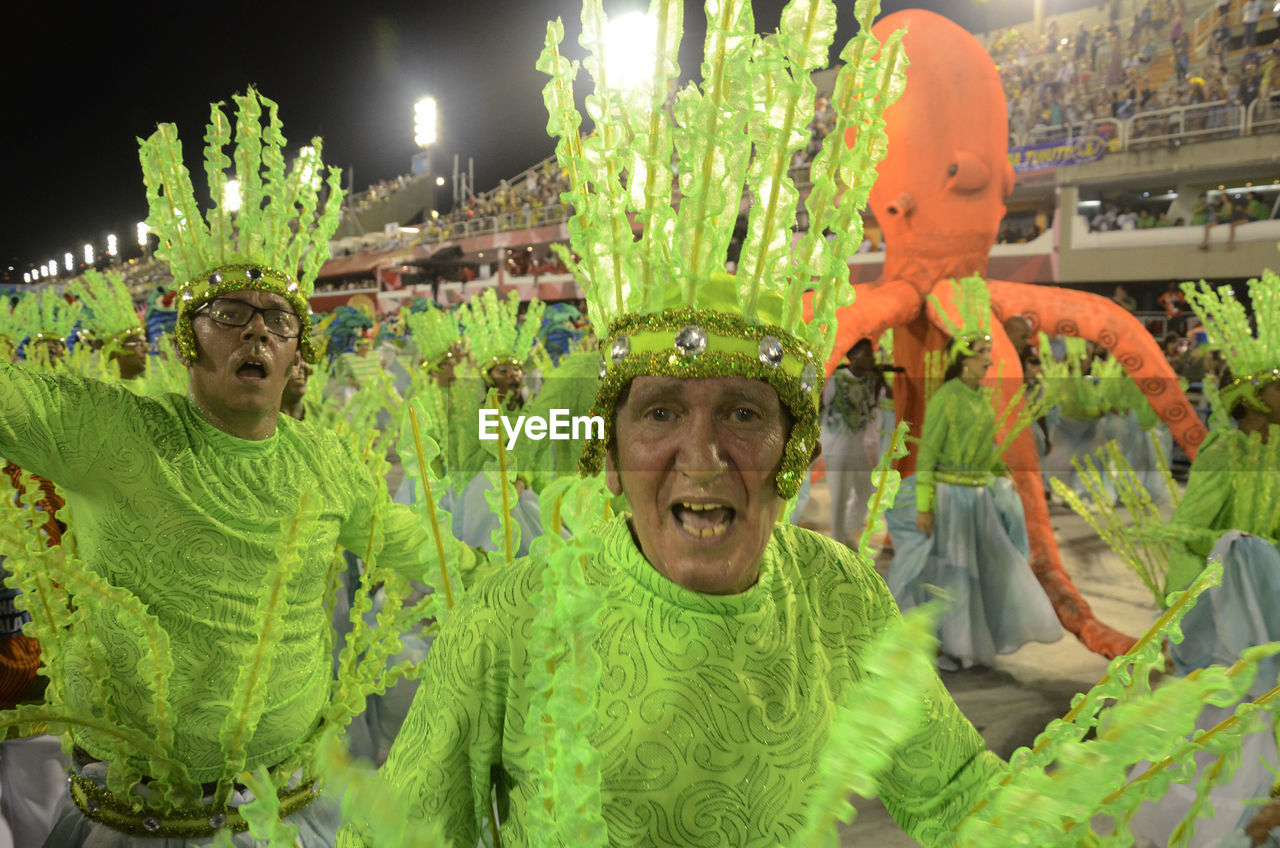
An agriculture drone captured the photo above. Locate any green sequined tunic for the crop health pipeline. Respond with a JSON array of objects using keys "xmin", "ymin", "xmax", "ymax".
[
  {"xmin": 0, "ymin": 363, "xmax": 432, "ymax": 782},
  {"xmin": 347, "ymin": 515, "xmax": 1001, "ymax": 847},
  {"xmin": 1164, "ymin": 427, "xmax": 1280, "ymax": 595},
  {"xmin": 915, "ymin": 379, "xmax": 1005, "ymax": 513}
]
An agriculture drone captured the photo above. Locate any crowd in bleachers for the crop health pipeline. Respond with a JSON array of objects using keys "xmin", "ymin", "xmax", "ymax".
[
  {"xmin": 345, "ymin": 174, "xmax": 413, "ymax": 214},
  {"xmin": 986, "ymin": 0, "xmax": 1280, "ymax": 149}
]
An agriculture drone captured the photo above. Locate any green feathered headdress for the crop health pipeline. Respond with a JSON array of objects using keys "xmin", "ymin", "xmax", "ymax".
[
  {"xmin": 138, "ymin": 87, "xmax": 344, "ymax": 364},
  {"xmin": 67, "ymin": 270, "xmax": 144, "ymax": 344},
  {"xmin": 14, "ymin": 288, "xmax": 83, "ymax": 343},
  {"xmin": 539, "ymin": 0, "xmax": 906, "ymax": 497},
  {"xmin": 1182, "ymin": 272, "xmax": 1280, "ymax": 414},
  {"xmin": 928, "ymin": 274, "xmax": 993, "ymax": 363},
  {"xmin": 462, "ymin": 289, "xmax": 546, "ymax": 379},
  {"xmin": 403, "ymin": 302, "xmax": 463, "ymax": 369}
]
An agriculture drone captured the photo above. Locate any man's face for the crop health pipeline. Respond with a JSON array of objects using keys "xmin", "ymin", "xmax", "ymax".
[
  {"xmin": 111, "ymin": 333, "xmax": 148, "ymax": 380},
  {"xmin": 488, "ymin": 362, "xmax": 524, "ymax": 397},
  {"xmin": 433, "ymin": 354, "xmax": 457, "ymax": 388},
  {"xmin": 283, "ymin": 357, "xmax": 311, "ymax": 402},
  {"xmin": 355, "ymin": 339, "xmax": 373, "ymax": 357},
  {"xmin": 187, "ymin": 289, "xmax": 299, "ymax": 424},
  {"xmin": 33, "ymin": 338, "xmax": 65, "ymax": 366},
  {"xmin": 1004, "ymin": 316, "xmax": 1032, "ymax": 354},
  {"xmin": 606, "ymin": 376, "xmax": 789, "ymax": 595}
]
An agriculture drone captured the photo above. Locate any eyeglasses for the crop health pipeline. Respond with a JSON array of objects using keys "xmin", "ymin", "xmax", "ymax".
[{"xmin": 196, "ymin": 298, "xmax": 302, "ymax": 339}]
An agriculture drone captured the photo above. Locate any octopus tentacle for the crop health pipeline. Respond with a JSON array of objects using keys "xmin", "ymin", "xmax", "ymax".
[
  {"xmin": 806, "ymin": 279, "xmax": 925, "ymax": 376},
  {"xmin": 987, "ymin": 280, "xmax": 1207, "ymax": 458}
]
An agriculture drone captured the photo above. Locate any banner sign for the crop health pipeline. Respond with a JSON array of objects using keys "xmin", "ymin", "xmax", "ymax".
[{"xmin": 1008, "ymin": 134, "xmax": 1110, "ymax": 173}]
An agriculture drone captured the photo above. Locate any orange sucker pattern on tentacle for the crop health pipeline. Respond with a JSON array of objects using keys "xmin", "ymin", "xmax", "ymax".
[{"xmin": 988, "ymin": 280, "xmax": 1207, "ymax": 460}]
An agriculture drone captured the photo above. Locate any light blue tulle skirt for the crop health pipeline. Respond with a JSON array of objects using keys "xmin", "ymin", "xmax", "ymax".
[
  {"xmin": 1114, "ymin": 416, "xmax": 1173, "ymax": 506},
  {"xmin": 1044, "ymin": 415, "xmax": 1114, "ymax": 503},
  {"xmin": 885, "ymin": 476, "xmax": 1062, "ymax": 669},
  {"xmin": 1129, "ymin": 532, "xmax": 1280, "ymax": 848}
]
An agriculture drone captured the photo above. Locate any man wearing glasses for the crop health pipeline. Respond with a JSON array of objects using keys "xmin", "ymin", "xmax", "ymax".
[{"xmin": 0, "ymin": 273, "xmax": 447, "ymax": 844}]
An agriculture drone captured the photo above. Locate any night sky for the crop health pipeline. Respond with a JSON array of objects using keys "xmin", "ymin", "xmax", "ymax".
[{"xmin": 2, "ymin": 0, "xmax": 1050, "ymax": 279}]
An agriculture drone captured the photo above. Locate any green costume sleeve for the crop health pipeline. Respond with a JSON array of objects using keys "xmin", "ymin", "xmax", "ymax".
[
  {"xmin": 0, "ymin": 361, "xmax": 115, "ymax": 485},
  {"xmin": 851, "ymin": 548, "xmax": 1006, "ymax": 843},
  {"xmin": 1163, "ymin": 431, "xmax": 1232, "ymax": 594}
]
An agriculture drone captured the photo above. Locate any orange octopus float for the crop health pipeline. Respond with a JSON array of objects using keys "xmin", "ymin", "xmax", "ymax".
[{"xmin": 809, "ymin": 9, "xmax": 1208, "ymax": 658}]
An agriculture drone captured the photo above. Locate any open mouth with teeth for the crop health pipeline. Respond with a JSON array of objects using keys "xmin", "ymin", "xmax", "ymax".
[
  {"xmin": 236, "ymin": 359, "xmax": 269, "ymax": 383},
  {"xmin": 671, "ymin": 501, "xmax": 735, "ymax": 539}
]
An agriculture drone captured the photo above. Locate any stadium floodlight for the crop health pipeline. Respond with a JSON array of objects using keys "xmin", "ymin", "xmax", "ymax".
[
  {"xmin": 23, "ymin": 272, "xmax": 30, "ymax": 283},
  {"xmin": 136, "ymin": 221, "xmax": 149, "ymax": 246},
  {"xmin": 84, "ymin": 244, "xmax": 94, "ymax": 265},
  {"xmin": 296, "ymin": 145, "xmax": 322, "ymax": 190},
  {"xmin": 107, "ymin": 234, "xmax": 118, "ymax": 257},
  {"xmin": 224, "ymin": 179, "xmax": 243, "ymax": 213},
  {"xmin": 435, "ymin": 176, "xmax": 445, "ymax": 186},
  {"xmin": 605, "ymin": 11, "xmax": 658, "ymax": 95},
  {"xmin": 414, "ymin": 96, "xmax": 438, "ymax": 148},
  {"xmin": 64, "ymin": 253, "xmax": 74, "ymax": 272}
]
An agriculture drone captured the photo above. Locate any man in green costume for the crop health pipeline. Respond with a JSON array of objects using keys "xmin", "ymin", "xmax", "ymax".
[
  {"xmin": 0, "ymin": 90, "xmax": 445, "ymax": 845},
  {"xmin": 339, "ymin": 2, "xmax": 1003, "ymax": 845}
]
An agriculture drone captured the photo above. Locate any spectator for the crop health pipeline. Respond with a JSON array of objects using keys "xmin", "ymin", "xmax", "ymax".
[
  {"xmin": 1242, "ymin": 190, "xmax": 1271, "ymax": 221},
  {"xmin": 1191, "ymin": 192, "xmax": 1213, "ymax": 229},
  {"xmin": 1117, "ymin": 205, "xmax": 1140, "ymax": 229},
  {"xmin": 1159, "ymin": 283, "xmax": 1188, "ymax": 334},
  {"xmin": 1112, "ymin": 285, "xmax": 1138, "ymax": 312},
  {"xmin": 1155, "ymin": 210, "xmax": 1174, "ymax": 227},
  {"xmin": 1136, "ymin": 208, "xmax": 1155, "ymax": 228},
  {"xmin": 1198, "ymin": 193, "xmax": 1229, "ymax": 249},
  {"xmin": 1224, "ymin": 194, "xmax": 1253, "ymax": 247},
  {"xmin": 1242, "ymin": 0, "xmax": 1262, "ymax": 48}
]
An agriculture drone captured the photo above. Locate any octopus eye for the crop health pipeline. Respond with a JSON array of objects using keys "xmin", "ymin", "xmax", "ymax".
[{"xmin": 948, "ymin": 163, "xmax": 958, "ymax": 177}]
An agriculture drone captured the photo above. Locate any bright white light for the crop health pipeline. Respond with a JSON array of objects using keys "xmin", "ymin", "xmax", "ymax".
[
  {"xmin": 40, "ymin": 266, "xmax": 47, "ymax": 279},
  {"xmin": 23, "ymin": 272, "xmax": 30, "ymax": 283},
  {"xmin": 224, "ymin": 179, "xmax": 242, "ymax": 213},
  {"xmin": 106, "ymin": 234, "xmax": 118, "ymax": 257},
  {"xmin": 136, "ymin": 222, "xmax": 149, "ymax": 246},
  {"xmin": 296, "ymin": 146, "xmax": 322, "ymax": 190},
  {"xmin": 605, "ymin": 11, "xmax": 658, "ymax": 93},
  {"xmin": 435, "ymin": 176, "xmax": 445, "ymax": 186},
  {"xmin": 84, "ymin": 244, "xmax": 94, "ymax": 265},
  {"xmin": 64, "ymin": 253, "xmax": 74, "ymax": 271},
  {"xmin": 414, "ymin": 97, "xmax": 437, "ymax": 148}
]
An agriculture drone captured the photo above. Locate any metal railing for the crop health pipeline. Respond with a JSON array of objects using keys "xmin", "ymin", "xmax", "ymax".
[{"xmin": 1013, "ymin": 96, "xmax": 1277, "ymax": 154}]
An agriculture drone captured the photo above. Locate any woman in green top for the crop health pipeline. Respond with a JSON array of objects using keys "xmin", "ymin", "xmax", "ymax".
[
  {"xmin": 1128, "ymin": 277, "xmax": 1280, "ymax": 848},
  {"xmin": 885, "ymin": 332, "xmax": 1062, "ymax": 670}
]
